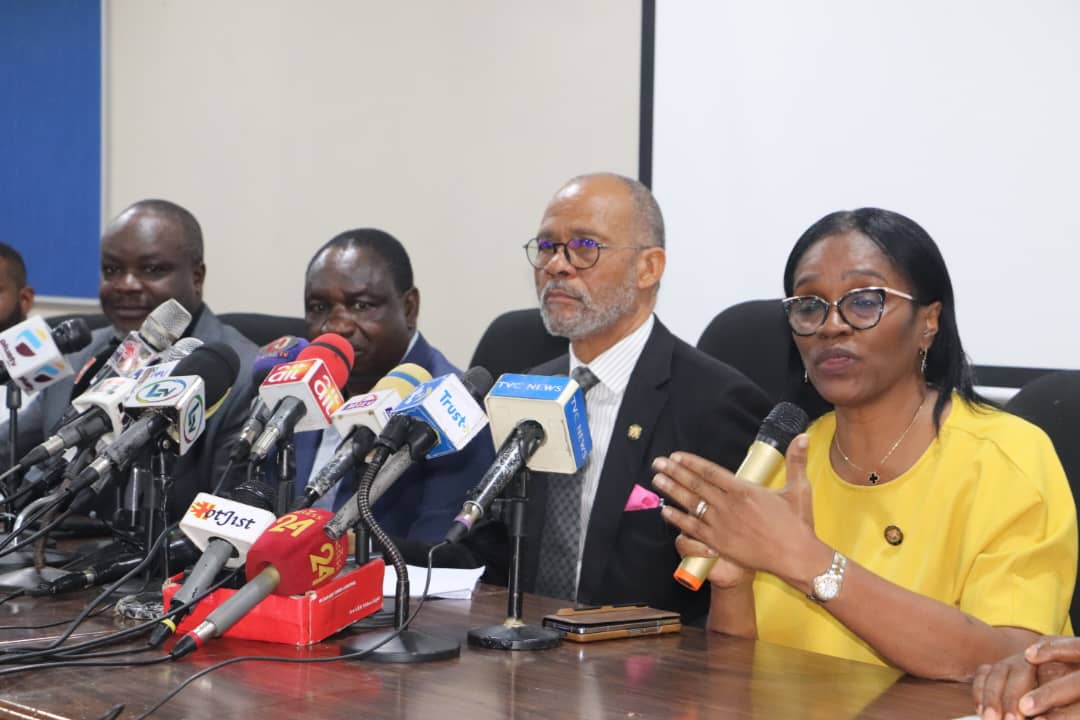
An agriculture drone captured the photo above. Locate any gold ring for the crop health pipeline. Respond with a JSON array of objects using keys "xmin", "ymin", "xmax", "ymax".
[{"xmin": 694, "ymin": 499, "xmax": 709, "ymax": 520}]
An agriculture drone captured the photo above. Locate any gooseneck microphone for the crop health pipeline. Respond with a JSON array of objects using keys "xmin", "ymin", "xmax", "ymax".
[{"xmin": 673, "ymin": 401, "xmax": 809, "ymax": 591}]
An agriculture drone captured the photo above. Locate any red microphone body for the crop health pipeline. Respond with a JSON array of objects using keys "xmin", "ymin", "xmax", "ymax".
[{"xmin": 170, "ymin": 508, "xmax": 347, "ymax": 658}]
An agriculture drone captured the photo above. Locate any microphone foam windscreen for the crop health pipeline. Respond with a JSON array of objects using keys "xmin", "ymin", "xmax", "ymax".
[
  {"xmin": 160, "ymin": 337, "xmax": 203, "ymax": 363},
  {"xmin": 757, "ymin": 401, "xmax": 810, "ymax": 451},
  {"xmin": 140, "ymin": 299, "xmax": 193, "ymax": 350},
  {"xmin": 245, "ymin": 508, "xmax": 348, "ymax": 595},
  {"xmin": 53, "ymin": 318, "xmax": 92, "ymax": 354},
  {"xmin": 300, "ymin": 333, "xmax": 354, "ymax": 388},
  {"xmin": 172, "ymin": 342, "xmax": 241, "ymax": 407},
  {"xmin": 252, "ymin": 336, "xmax": 310, "ymax": 385},
  {"xmin": 461, "ymin": 366, "xmax": 495, "ymax": 401},
  {"xmin": 372, "ymin": 362, "xmax": 432, "ymax": 398}
]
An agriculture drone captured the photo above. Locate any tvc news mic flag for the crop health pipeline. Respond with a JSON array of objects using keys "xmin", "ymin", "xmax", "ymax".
[{"xmin": 485, "ymin": 373, "xmax": 591, "ymax": 473}]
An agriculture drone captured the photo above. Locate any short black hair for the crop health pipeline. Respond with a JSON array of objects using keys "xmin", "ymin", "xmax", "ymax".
[
  {"xmin": 0, "ymin": 243, "xmax": 27, "ymax": 288},
  {"xmin": 118, "ymin": 199, "xmax": 204, "ymax": 264},
  {"xmin": 306, "ymin": 228, "xmax": 414, "ymax": 294},
  {"xmin": 783, "ymin": 207, "xmax": 987, "ymax": 430}
]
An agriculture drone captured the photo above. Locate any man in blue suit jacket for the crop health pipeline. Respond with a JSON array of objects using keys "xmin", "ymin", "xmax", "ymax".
[{"xmin": 293, "ymin": 229, "xmax": 493, "ymax": 544}]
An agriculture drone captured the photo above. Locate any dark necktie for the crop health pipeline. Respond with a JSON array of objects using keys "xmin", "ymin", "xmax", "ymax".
[{"xmin": 535, "ymin": 365, "xmax": 600, "ymax": 601}]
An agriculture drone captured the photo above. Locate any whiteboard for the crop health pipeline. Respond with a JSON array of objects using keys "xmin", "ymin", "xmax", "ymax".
[{"xmin": 652, "ymin": 0, "xmax": 1080, "ymax": 370}]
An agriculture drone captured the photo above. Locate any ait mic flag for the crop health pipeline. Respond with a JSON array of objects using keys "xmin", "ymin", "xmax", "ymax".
[{"xmin": 0, "ymin": 316, "xmax": 74, "ymax": 393}]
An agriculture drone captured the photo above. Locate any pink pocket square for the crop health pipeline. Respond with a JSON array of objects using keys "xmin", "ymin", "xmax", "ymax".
[{"xmin": 624, "ymin": 483, "xmax": 662, "ymax": 511}]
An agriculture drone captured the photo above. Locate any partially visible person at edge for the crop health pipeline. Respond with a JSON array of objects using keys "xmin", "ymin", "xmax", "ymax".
[
  {"xmin": 653, "ymin": 207, "xmax": 1076, "ymax": 678},
  {"xmin": 0, "ymin": 242, "xmax": 34, "ymax": 331}
]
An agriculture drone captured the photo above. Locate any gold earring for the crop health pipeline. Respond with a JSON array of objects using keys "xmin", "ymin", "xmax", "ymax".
[{"xmin": 919, "ymin": 348, "xmax": 928, "ymax": 375}]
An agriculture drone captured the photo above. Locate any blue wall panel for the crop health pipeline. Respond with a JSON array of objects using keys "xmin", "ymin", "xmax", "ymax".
[{"xmin": 0, "ymin": 0, "xmax": 101, "ymax": 299}]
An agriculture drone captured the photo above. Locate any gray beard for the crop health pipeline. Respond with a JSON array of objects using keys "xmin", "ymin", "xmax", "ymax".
[{"xmin": 538, "ymin": 278, "xmax": 637, "ymax": 340}]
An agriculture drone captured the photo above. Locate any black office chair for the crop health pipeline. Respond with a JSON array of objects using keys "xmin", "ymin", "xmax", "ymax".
[
  {"xmin": 696, "ymin": 299, "xmax": 831, "ymax": 419},
  {"xmin": 1005, "ymin": 371, "xmax": 1080, "ymax": 631},
  {"xmin": 44, "ymin": 313, "xmax": 110, "ymax": 333},
  {"xmin": 218, "ymin": 312, "xmax": 308, "ymax": 347},
  {"xmin": 469, "ymin": 308, "xmax": 567, "ymax": 378}
]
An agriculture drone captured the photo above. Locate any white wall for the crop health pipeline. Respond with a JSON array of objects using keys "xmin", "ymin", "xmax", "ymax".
[
  {"xmin": 103, "ymin": 0, "xmax": 641, "ymax": 366},
  {"xmin": 653, "ymin": 0, "xmax": 1080, "ymax": 370}
]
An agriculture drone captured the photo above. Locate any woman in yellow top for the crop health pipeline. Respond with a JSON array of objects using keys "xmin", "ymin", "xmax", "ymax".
[{"xmin": 651, "ymin": 207, "xmax": 1077, "ymax": 681}]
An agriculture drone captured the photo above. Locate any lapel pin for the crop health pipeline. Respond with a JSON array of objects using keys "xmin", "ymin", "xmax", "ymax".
[{"xmin": 627, "ymin": 424, "xmax": 642, "ymax": 440}]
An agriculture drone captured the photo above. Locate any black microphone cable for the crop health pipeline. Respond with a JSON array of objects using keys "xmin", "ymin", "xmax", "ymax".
[
  {"xmin": 0, "ymin": 522, "xmax": 180, "ymax": 661},
  {"xmin": 0, "ymin": 557, "xmax": 241, "ymax": 666},
  {"xmin": 124, "ymin": 542, "xmax": 449, "ymax": 720}
]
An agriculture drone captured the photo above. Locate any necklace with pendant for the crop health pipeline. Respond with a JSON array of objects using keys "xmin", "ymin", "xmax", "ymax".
[{"xmin": 834, "ymin": 395, "xmax": 927, "ymax": 485}]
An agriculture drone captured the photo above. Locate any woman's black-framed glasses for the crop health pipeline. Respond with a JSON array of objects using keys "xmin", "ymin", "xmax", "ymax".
[
  {"xmin": 782, "ymin": 286, "xmax": 916, "ymax": 336},
  {"xmin": 523, "ymin": 237, "xmax": 645, "ymax": 270}
]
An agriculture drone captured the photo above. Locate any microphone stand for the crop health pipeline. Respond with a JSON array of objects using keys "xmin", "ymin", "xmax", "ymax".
[
  {"xmin": 274, "ymin": 433, "xmax": 296, "ymax": 517},
  {"xmin": 466, "ymin": 468, "xmax": 561, "ymax": 650},
  {"xmin": 339, "ymin": 449, "xmax": 460, "ymax": 663},
  {"xmin": 3, "ymin": 382, "xmax": 22, "ymax": 525}
]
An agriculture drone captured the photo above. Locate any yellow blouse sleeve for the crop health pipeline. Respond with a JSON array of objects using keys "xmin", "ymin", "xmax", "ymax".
[{"xmin": 958, "ymin": 434, "xmax": 1077, "ymax": 635}]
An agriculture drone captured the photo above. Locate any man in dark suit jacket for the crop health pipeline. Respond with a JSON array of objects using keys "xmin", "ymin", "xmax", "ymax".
[
  {"xmin": 291, "ymin": 229, "xmax": 494, "ymax": 544},
  {"xmin": 1, "ymin": 200, "xmax": 258, "ymax": 520},
  {"xmin": 446, "ymin": 173, "xmax": 770, "ymax": 622}
]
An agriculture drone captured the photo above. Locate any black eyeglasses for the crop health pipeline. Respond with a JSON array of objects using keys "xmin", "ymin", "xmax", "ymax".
[
  {"xmin": 782, "ymin": 286, "xmax": 916, "ymax": 336},
  {"xmin": 523, "ymin": 237, "xmax": 646, "ymax": 270}
]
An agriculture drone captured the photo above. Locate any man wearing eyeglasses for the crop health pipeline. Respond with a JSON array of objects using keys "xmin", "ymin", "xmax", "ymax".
[{"xmin": 457, "ymin": 173, "xmax": 772, "ymax": 621}]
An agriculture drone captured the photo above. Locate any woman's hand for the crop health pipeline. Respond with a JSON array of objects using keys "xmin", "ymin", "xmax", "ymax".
[
  {"xmin": 651, "ymin": 434, "xmax": 821, "ymax": 583},
  {"xmin": 673, "ymin": 533, "xmax": 746, "ymax": 589}
]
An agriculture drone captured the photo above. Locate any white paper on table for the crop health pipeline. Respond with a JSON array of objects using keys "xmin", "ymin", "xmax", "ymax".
[{"xmin": 382, "ymin": 564, "xmax": 485, "ymax": 599}]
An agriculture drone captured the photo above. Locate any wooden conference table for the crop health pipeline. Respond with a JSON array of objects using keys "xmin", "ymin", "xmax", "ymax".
[{"xmin": 0, "ymin": 583, "xmax": 975, "ymax": 720}]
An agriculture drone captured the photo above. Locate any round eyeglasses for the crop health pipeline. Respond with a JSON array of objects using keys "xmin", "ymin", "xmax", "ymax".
[
  {"xmin": 782, "ymin": 286, "xmax": 916, "ymax": 336},
  {"xmin": 523, "ymin": 237, "xmax": 646, "ymax": 270}
]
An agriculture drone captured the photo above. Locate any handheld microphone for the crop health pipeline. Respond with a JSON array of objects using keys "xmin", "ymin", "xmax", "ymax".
[
  {"xmin": 86, "ymin": 298, "xmax": 192, "ymax": 388},
  {"xmin": 230, "ymin": 336, "xmax": 311, "ymax": 463},
  {"xmin": 67, "ymin": 343, "xmax": 241, "ymax": 507},
  {"xmin": 148, "ymin": 490, "xmax": 278, "ymax": 647},
  {"xmin": 0, "ymin": 316, "xmax": 92, "ymax": 392},
  {"xmin": 673, "ymin": 401, "xmax": 810, "ymax": 591},
  {"xmin": 322, "ymin": 367, "xmax": 494, "ymax": 539},
  {"xmin": 247, "ymin": 334, "xmax": 353, "ymax": 462},
  {"xmin": 30, "ymin": 530, "xmax": 199, "ymax": 596},
  {"xmin": 445, "ymin": 373, "xmax": 593, "ymax": 543},
  {"xmin": 296, "ymin": 362, "xmax": 432, "ymax": 509},
  {"xmin": 170, "ymin": 508, "xmax": 347, "ymax": 658}
]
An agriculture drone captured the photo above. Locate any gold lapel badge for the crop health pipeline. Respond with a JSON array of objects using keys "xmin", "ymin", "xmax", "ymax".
[{"xmin": 627, "ymin": 424, "xmax": 642, "ymax": 440}]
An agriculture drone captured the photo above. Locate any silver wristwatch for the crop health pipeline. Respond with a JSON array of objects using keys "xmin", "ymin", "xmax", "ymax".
[{"xmin": 809, "ymin": 550, "xmax": 847, "ymax": 603}]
